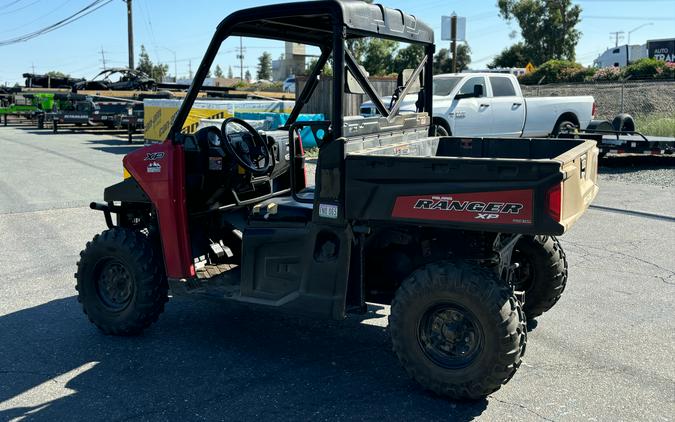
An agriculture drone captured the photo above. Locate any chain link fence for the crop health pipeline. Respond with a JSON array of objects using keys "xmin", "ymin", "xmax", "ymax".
[{"xmin": 520, "ymin": 80, "xmax": 675, "ymax": 121}]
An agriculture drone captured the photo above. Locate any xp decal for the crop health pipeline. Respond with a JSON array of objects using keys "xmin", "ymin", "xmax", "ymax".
[{"xmin": 392, "ymin": 189, "xmax": 533, "ymax": 225}]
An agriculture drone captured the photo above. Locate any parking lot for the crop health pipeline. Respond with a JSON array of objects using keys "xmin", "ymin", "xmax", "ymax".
[{"xmin": 0, "ymin": 124, "xmax": 673, "ymax": 421}]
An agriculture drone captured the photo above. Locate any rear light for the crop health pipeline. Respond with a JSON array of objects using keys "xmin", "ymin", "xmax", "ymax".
[
  {"xmin": 592, "ymin": 102, "xmax": 597, "ymax": 118},
  {"xmin": 189, "ymin": 264, "xmax": 196, "ymax": 277},
  {"xmin": 546, "ymin": 183, "xmax": 562, "ymax": 222}
]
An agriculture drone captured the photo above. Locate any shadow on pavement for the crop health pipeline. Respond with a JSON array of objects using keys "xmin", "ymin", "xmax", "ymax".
[{"xmin": 0, "ymin": 297, "xmax": 488, "ymax": 421}]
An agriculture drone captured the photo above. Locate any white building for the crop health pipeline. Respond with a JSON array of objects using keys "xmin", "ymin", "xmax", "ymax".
[{"xmin": 593, "ymin": 44, "xmax": 648, "ymax": 68}]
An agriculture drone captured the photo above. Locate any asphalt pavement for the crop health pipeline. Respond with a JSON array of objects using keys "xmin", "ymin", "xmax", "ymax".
[{"xmin": 0, "ymin": 124, "xmax": 673, "ymax": 421}]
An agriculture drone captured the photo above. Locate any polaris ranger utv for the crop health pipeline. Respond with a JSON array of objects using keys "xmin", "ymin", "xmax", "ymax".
[{"xmin": 76, "ymin": 1, "xmax": 599, "ymax": 400}]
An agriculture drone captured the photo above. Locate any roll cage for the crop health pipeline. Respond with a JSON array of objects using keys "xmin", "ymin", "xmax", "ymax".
[{"xmin": 169, "ymin": 0, "xmax": 435, "ymax": 141}]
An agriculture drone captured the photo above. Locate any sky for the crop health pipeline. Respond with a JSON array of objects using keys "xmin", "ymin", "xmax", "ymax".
[{"xmin": 0, "ymin": 0, "xmax": 674, "ymax": 85}]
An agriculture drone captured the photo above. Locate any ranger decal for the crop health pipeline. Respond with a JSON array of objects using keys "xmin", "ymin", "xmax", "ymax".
[{"xmin": 392, "ymin": 190, "xmax": 533, "ymax": 225}]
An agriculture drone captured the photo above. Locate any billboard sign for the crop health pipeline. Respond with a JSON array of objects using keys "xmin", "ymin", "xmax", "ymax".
[{"xmin": 647, "ymin": 39, "xmax": 675, "ymax": 63}]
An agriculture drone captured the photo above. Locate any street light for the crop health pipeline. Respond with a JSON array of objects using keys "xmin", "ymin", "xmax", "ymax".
[
  {"xmin": 157, "ymin": 46, "xmax": 178, "ymax": 82},
  {"xmin": 627, "ymin": 22, "xmax": 653, "ymax": 45},
  {"xmin": 626, "ymin": 23, "xmax": 653, "ymax": 65}
]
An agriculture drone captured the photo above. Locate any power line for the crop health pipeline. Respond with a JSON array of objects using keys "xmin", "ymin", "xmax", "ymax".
[
  {"xmin": 0, "ymin": 0, "xmax": 73, "ymax": 35},
  {"xmin": 0, "ymin": 0, "xmax": 112, "ymax": 46},
  {"xmin": 585, "ymin": 15, "xmax": 675, "ymax": 21},
  {"xmin": 0, "ymin": 0, "xmax": 42, "ymax": 16}
]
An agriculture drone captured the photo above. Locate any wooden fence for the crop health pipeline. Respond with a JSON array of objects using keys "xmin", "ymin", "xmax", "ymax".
[{"xmin": 296, "ymin": 76, "xmax": 397, "ymax": 117}]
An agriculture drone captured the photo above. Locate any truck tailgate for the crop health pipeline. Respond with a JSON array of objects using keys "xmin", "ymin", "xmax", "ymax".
[
  {"xmin": 345, "ymin": 137, "xmax": 599, "ymax": 236},
  {"xmin": 555, "ymin": 139, "xmax": 599, "ymax": 232}
]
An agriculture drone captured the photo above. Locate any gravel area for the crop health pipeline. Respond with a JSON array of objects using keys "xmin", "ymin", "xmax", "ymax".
[{"xmin": 599, "ymin": 156, "xmax": 675, "ymax": 187}]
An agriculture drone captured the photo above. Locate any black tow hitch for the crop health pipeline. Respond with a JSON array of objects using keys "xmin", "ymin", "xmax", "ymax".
[{"xmin": 89, "ymin": 202, "xmax": 119, "ymax": 229}]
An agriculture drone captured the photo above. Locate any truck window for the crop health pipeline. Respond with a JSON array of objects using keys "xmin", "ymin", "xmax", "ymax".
[
  {"xmin": 489, "ymin": 77, "xmax": 517, "ymax": 97},
  {"xmin": 457, "ymin": 77, "xmax": 486, "ymax": 97},
  {"xmin": 433, "ymin": 77, "xmax": 462, "ymax": 96}
]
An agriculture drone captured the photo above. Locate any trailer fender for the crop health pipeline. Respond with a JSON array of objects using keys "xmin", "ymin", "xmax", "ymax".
[{"xmin": 612, "ymin": 113, "xmax": 635, "ymax": 133}]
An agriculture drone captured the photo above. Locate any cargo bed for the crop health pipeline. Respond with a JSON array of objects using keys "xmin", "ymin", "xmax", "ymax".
[{"xmin": 345, "ymin": 137, "xmax": 599, "ymax": 236}]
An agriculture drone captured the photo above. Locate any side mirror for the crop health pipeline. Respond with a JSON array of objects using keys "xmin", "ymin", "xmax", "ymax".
[
  {"xmin": 397, "ymin": 69, "xmax": 422, "ymax": 94},
  {"xmin": 345, "ymin": 65, "xmax": 369, "ymax": 95},
  {"xmin": 473, "ymin": 84, "xmax": 484, "ymax": 98}
]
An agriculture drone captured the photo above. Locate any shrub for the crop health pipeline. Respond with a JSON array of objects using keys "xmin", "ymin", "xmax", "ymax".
[
  {"xmin": 591, "ymin": 67, "xmax": 622, "ymax": 81},
  {"xmin": 518, "ymin": 59, "xmax": 594, "ymax": 85},
  {"xmin": 622, "ymin": 58, "xmax": 668, "ymax": 79}
]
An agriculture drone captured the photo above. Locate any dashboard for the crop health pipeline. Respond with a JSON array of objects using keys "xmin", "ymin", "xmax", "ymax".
[{"xmin": 182, "ymin": 126, "xmax": 293, "ymax": 210}]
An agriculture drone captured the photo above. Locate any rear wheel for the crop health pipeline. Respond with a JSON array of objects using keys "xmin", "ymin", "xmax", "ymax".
[
  {"xmin": 389, "ymin": 261, "xmax": 526, "ymax": 400},
  {"xmin": 552, "ymin": 118, "xmax": 578, "ymax": 137},
  {"xmin": 75, "ymin": 228, "xmax": 168, "ymax": 335},
  {"xmin": 512, "ymin": 235, "xmax": 568, "ymax": 318}
]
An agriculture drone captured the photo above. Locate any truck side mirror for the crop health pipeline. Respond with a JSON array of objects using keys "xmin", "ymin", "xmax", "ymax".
[
  {"xmin": 473, "ymin": 84, "xmax": 484, "ymax": 98},
  {"xmin": 345, "ymin": 65, "xmax": 368, "ymax": 95},
  {"xmin": 397, "ymin": 69, "xmax": 422, "ymax": 94}
]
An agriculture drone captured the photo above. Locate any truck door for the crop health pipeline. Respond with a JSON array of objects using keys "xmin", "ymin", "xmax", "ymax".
[
  {"xmin": 449, "ymin": 76, "xmax": 492, "ymax": 136},
  {"xmin": 488, "ymin": 76, "xmax": 526, "ymax": 136}
]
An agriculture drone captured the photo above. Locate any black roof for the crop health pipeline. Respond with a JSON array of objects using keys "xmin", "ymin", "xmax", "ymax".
[{"xmin": 217, "ymin": 0, "xmax": 434, "ymax": 46}]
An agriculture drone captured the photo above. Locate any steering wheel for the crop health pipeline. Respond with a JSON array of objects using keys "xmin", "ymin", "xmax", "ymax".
[{"xmin": 220, "ymin": 117, "xmax": 273, "ymax": 176}]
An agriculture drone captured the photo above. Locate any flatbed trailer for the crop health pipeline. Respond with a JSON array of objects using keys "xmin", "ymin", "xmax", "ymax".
[{"xmin": 561, "ymin": 129, "xmax": 675, "ymax": 157}]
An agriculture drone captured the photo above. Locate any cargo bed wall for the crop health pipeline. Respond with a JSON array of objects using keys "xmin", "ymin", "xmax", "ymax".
[{"xmin": 345, "ymin": 137, "xmax": 598, "ymax": 235}]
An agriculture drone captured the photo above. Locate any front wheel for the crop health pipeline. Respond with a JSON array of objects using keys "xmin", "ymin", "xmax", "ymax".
[
  {"xmin": 389, "ymin": 261, "xmax": 526, "ymax": 400},
  {"xmin": 75, "ymin": 228, "xmax": 168, "ymax": 335}
]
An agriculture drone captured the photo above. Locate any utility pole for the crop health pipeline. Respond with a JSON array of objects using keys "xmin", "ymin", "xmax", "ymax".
[
  {"xmin": 609, "ymin": 31, "xmax": 625, "ymax": 48},
  {"xmin": 126, "ymin": 0, "xmax": 134, "ymax": 69},
  {"xmin": 236, "ymin": 36, "xmax": 245, "ymax": 80},
  {"xmin": 188, "ymin": 60, "xmax": 193, "ymax": 79},
  {"xmin": 450, "ymin": 14, "xmax": 457, "ymax": 73},
  {"xmin": 100, "ymin": 47, "xmax": 107, "ymax": 70}
]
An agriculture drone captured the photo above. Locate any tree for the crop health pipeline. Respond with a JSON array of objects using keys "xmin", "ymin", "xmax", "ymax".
[
  {"xmin": 46, "ymin": 71, "xmax": 69, "ymax": 78},
  {"xmin": 136, "ymin": 45, "xmax": 169, "ymax": 81},
  {"xmin": 304, "ymin": 58, "xmax": 333, "ymax": 77},
  {"xmin": 347, "ymin": 38, "xmax": 370, "ymax": 63},
  {"xmin": 433, "ymin": 44, "xmax": 472, "ymax": 73},
  {"xmin": 245, "ymin": 70, "xmax": 252, "ymax": 82},
  {"xmin": 497, "ymin": 0, "xmax": 581, "ymax": 64},
  {"xmin": 489, "ymin": 42, "xmax": 531, "ymax": 68},
  {"xmin": 393, "ymin": 44, "xmax": 425, "ymax": 72},
  {"xmin": 214, "ymin": 65, "xmax": 223, "ymax": 78},
  {"xmin": 363, "ymin": 38, "xmax": 399, "ymax": 76},
  {"xmin": 257, "ymin": 52, "xmax": 272, "ymax": 80},
  {"xmin": 227, "ymin": 66, "xmax": 234, "ymax": 79},
  {"xmin": 137, "ymin": 45, "xmax": 154, "ymax": 77}
]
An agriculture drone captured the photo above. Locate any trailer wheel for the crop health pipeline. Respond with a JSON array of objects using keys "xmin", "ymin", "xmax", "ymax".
[
  {"xmin": 75, "ymin": 228, "xmax": 168, "ymax": 336},
  {"xmin": 389, "ymin": 261, "xmax": 526, "ymax": 400},
  {"xmin": 512, "ymin": 235, "xmax": 568, "ymax": 319}
]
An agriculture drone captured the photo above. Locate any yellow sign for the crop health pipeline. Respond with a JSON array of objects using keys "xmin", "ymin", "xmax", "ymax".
[{"xmin": 525, "ymin": 62, "xmax": 536, "ymax": 73}]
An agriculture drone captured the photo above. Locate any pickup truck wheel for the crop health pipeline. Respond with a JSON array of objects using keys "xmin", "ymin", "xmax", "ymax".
[
  {"xmin": 512, "ymin": 235, "xmax": 568, "ymax": 318},
  {"xmin": 389, "ymin": 261, "xmax": 526, "ymax": 400},
  {"xmin": 553, "ymin": 119, "xmax": 578, "ymax": 137},
  {"xmin": 75, "ymin": 228, "xmax": 168, "ymax": 336}
]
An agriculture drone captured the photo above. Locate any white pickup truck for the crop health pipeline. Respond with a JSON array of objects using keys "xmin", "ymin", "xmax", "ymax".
[{"xmin": 360, "ymin": 73, "xmax": 596, "ymax": 137}]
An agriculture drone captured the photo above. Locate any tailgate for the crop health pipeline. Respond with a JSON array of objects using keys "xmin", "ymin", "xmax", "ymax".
[{"xmin": 555, "ymin": 139, "xmax": 599, "ymax": 232}]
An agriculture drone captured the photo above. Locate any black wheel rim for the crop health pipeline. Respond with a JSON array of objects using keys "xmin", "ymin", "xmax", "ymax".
[
  {"xmin": 96, "ymin": 259, "xmax": 134, "ymax": 311},
  {"xmin": 418, "ymin": 303, "xmax": 484, "ymax": 369},
  {"xmin": 512, "ymin": 250, "xmax": 535, "ymax": 292}
]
